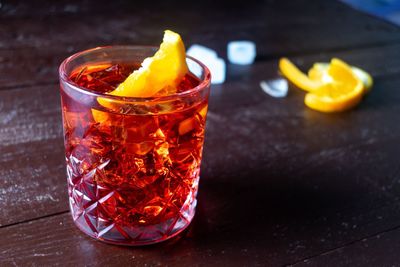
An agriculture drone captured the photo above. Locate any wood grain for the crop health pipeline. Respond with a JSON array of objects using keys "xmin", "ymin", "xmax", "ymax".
[
  {"xmin": 295, "ymin": 224, "xmax": 400, "ymax": 266},
  {"xmin": 1, "ymin": 73, "xmax": 400, "ymax": 264},
  {"xmin": 1, "ymin": 44, "xmax": 400, "ymax": 228},
  {"xmin": 1, "ymin": 0, "xmax": 400, "ymax": 89},
  {"xmin": 2, "ymin": 0, "xmax": 400, "ymax": 265},
  {"xmin": 2, "ymin": 165, "xmax": 400, "ymax": 266},
  {"xmin": 0, "ymin": 85, "xmax": 67, "ymax": 227}
]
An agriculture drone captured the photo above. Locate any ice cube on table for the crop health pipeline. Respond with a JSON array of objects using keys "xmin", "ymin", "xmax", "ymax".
[
  {"xmin": 187, "ymin": 44, "xmax": 218, "ymax": 61},
  {"xmin": 186, "ymin": 59, "xmax": 203, "ymax": 78},
  {"xmin": 260, "ymin": 78, "xmax": 288, "ymax": 98},
  {"xmin": 208, "ymin": 57, "xmax": 226, "ymax": 84},
  {"xmin": 186, "ymin": 44, "xmax": 225, "ymax": 84},
  {"xmin": 227, "ymin": 41, "xmax": 256, "ymax": 65}
]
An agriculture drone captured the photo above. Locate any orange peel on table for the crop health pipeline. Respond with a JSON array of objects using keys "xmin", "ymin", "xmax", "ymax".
[
  {"xmin": 92, "ymin": 30, "xmax": 189, "ymax": 122},
  {"xmin": 279, "ymin": 57, "xmax": 373, "ymax": 113}
]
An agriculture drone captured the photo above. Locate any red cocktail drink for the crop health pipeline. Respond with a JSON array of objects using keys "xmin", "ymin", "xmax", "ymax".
[{"xmin": 59, "ymin": 46, "xmax": 210, "ymax": 245}]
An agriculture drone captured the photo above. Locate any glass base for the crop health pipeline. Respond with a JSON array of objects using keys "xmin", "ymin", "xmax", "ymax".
[
  {"xmin": 68, "ymin": 170, "xmax": 199, "ymax": 246},
  {"xmin": 70, "ymin": 199, "xmax": 196, "ymax": 246}
]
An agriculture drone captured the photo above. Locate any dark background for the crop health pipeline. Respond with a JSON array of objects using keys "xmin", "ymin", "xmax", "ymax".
[{"xmin": 1, "ymin": 0, "xmax": 400, "ymax": 266}]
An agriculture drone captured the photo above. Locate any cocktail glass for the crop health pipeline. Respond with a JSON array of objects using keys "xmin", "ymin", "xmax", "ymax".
[{"xmin": 58, "ymin": 46, "xmax": 211, "ymax": 245}]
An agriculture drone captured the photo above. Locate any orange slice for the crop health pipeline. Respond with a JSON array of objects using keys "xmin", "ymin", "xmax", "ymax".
[
  {"xmin": 279, "ymin": 57, "xmax": 322, "ymax": 92},
  {"xmin": 93, "ymin": 30, "xmax": 188, "ymax": 122},
  {"xmin": 108, "ymin": 30, "xmax": 188, "ymax": 98},
  {"xmin": 304, "ymin": 58, "xmax": 364, "ymax": 112},
  {"xmin": 279, "ymin": 57, "xmax": 369, "ymax": 112},
  {"xmin": 308, "ymin": 62, "xmax": 373, "ymax": 93}
]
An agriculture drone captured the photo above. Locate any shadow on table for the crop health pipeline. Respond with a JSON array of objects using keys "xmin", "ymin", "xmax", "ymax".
[{"xmin": 135, "ymin": 157, "xmax": 390, "ymax": 263}]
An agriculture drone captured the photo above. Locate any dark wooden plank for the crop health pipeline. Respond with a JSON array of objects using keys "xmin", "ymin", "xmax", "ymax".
[
  {"xmin": 2, "ymin": 1, "xmax": 400, "ymax": 263},
  {"xmin": 0, "ymin": 46, "xmax": 85, "ymax": 89},
  {"xmin": 0, "ymin": 85, "xmax": 67, "ymax": 227},
  {"xmin": 1, "ymin": 43, "xmax": 400, "ymax": 226},
  {"xmin": 1, "ymin": 168, "xmax": 400, "ymax": 266},
  {"xmin": 2, "ymin": 38, "xmax": 400, "ymax": 91},
  {"xmin": 1, "ymin": 0, "xmax": 400, "ymax": 56},
  {"xmin": 2, "ymin": 66, "xmax": 400, "ymax": 264},
  {"xmin": 1, "ymin": 0, "xmax": 400, "ymax": 90},
  {"xmin": 293, "ymin": 224, "xmax": 400, "ymax": 266},
  {"xmin": 0, "ymin": 140, "xmax": 67, "ymax": 226}
]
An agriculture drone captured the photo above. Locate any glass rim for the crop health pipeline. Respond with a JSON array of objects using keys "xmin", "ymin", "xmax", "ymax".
[{"xmin": 59, "ymin": 45, "xmax": 211, "ymax": 102}]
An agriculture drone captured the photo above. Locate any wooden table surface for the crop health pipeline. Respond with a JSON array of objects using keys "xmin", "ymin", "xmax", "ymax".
[{"xmin": 2, "ymin": 0, "xmax": 400, "ymax": 266}]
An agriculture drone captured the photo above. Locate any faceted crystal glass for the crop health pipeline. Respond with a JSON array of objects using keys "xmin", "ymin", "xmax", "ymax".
[{"xmin": 58, "ymin": 46, "xmax": 211, "ymax": 245}]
